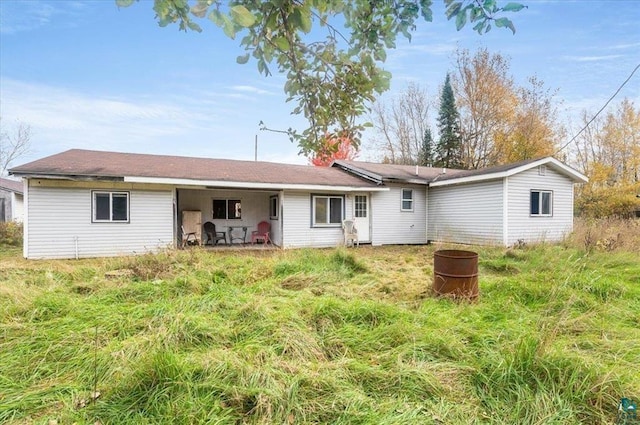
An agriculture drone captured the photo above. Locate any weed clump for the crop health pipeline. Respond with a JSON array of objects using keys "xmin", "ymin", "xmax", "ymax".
[
  {"xmin": 568, "ymin": 217, "xmax": 640, "ymax": 252},
  {"xmin": 0, "ymin": 221, "xmax": 22, "ymax": 246}
]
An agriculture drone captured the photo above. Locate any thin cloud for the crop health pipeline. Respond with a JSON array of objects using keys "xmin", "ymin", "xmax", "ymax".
[
  {"xmin": 562, "ymin": 55, "xmax": 624, "ymax": 62},
  {"xmin": 0, "ymin": 78, "xmax": 222, "ymax": 160},
  {"xmin": 0, "ymin": 1, "xmax": 82, "ymax": 34},
  {"xmin": 1, "ymin": 79, "xmax": 203, "ymax": 129},
  {"xmin": 610, "ymin": 42, "xmax": 640, "ymax": 50},
  {"xmin": 0, "ymin": 78, "xmax": 307, "ymax": 166},
  {"xmin": 230, "ymin": 85, "xmax": 274, "ymax": 95}
]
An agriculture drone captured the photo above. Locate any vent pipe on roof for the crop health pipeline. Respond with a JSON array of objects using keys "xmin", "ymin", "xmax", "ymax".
[
  {"xmin": 415, "ymin": 165, "xmax": 419, "ymax": 175},
  {"xmin": 442, "ymin": 168, "xmax": 447, "ymax": 174}
]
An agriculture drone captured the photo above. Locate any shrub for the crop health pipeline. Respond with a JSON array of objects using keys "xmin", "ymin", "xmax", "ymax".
[{"xmin": 0, "ymin": 221, "xmax": 23, "ymax": 246}]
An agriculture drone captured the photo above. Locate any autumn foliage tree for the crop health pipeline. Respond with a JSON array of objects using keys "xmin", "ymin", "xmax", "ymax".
[
  {"xmin": 453, "ymin": 48, "xmax": 516, "ymax": 168},
  {"xmin": 453, "ymin": 48, "xmax": 561, "ymax": 169},
  {"xmin": 572, "ymin": 98, "xmax": 640, "ymax": 218},
  {"xmin": 309, "ymin": 134, "xmax": 358, "ymax": 166},
  {"xmin": 494, "ymin": 76, "xmax": 562, "ymax": 163}
]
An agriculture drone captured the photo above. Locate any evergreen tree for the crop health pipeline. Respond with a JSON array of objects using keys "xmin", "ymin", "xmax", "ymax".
[
  {"xmin": 420, "ymin": 127, "xmax": 434, "ymax": 166},
  {"xmin": 435, "ymin": 73, "xmax": 463, "ymax": 168}
]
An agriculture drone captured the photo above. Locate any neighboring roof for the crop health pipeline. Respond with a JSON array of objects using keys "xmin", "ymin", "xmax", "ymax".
[
  {"xmin": 9, "ymin": 149, "xmax": 383, "ymax": 191},
  {"xmin": 332, "ymin": 160, "xmax": 466, "ymax": 185},
  {"xmin": 335, "ymin": 157, "xmax": 588, "ymax": 187},
  {"xmin": 0, "ymin": 177, "xmax": 23, "ymax": 194}
]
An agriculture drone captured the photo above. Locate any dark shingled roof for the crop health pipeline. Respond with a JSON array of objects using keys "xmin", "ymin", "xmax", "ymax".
[
  {"xmin": 333, "ymin": 160, "xmax": 467, "ymax": 183},
  {"xmin": 11, "ymin": 150, "xmax": 586, "ymax": 189},
  {"xmin": 0, "ymin": 177, "xmax": 23, "ymax": 193},
  {"xmin": 432, "ymin": 157, "xmax": 543, "ymax": 181},
  {"xmin": 9, "ymin": 149, "xmax": 379, "ymax": 188},
  {"xmin": 335, "ymin": 157, "xmax": 586, "ymax": 184}
]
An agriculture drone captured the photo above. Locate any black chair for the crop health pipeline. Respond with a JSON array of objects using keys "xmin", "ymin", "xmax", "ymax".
[{"xmin": 203, "ymin": 222, "xmax": 227, "ymax": 246}]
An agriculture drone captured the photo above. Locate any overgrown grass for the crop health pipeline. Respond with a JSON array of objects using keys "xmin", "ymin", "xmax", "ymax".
[
  {"xmin": 567, "ymin": 217, "xmax": 640, "ymax": 253},
  {"xmin": 1, "ymin": 244, "xmax": 638, "ymax": 424}
]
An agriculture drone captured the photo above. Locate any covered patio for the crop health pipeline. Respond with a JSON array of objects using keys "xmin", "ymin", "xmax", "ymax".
[{"xmin": 177, "ymin": 186, "xmax": 281, "ymax": 248}]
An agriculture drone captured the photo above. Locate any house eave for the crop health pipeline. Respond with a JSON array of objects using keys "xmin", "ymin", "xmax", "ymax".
[
  {"xmin": 11, "ymin": 173, "xmax": 124, "ymax": 182},
  {"xmin": 123, "ymin": 176, "xmax": 389, "ymax": 192},
  {"xmin": 429, "ymin": 157, "xmax": 588, "ymax": 187},
  {"xmin": 429, "ymin": 172, "xmax": 510, "ymax": 187},
  {"xmin": 387, "ymin": 178, "xmax": 429, "ymax": 185}
]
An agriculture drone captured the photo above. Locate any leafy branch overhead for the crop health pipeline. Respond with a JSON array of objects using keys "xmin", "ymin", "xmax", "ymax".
[{"xmin": 117, "ymin": 0, "xmax": 526, "ymax": 155}]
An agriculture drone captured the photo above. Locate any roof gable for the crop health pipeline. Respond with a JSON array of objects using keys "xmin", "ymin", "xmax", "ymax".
[{"xmin": 429, "ymin": 157, "xmax": 588, "ymax": 187}]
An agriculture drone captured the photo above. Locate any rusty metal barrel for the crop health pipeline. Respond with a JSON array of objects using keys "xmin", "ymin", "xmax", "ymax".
[{"xmin": 433, "ymin": 250, "xmax": 479, "ymax": 300}]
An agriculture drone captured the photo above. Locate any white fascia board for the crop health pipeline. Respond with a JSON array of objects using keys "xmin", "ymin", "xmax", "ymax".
[
  {"xmin": 430, "ymin": 157, "xmax": 588, "ymax": 187},
  {"xmin": 546, "ymin": 158, "xmax": 589, "ymax": 182},
  {"xmin": 504, "ymin": 157, "xmax": 588, "ymax": 183},
  {"xmin": 397, "ymin": 178, "xmax": 429, "ymax": 185},
  {"xmin": 123, "ymin": 176, "xmax": 389, "ymax": 192},
  {"xmin": 429, "ymin": 173, "xmax": 508, "ymax": 187}
]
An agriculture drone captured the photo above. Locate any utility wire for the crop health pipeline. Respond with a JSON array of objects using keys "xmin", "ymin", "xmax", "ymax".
[{"xmin": 554, "ymin": 62, "xmax": 640, "ymax": 155}]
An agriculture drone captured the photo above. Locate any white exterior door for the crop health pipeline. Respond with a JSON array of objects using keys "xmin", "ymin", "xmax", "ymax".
[{"xmin": 353, "ymin": 194, "xmax": 370, "ymax": 242}]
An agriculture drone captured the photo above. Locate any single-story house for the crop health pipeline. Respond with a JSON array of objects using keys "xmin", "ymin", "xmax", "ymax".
[
  {"xmin": 0, "ymin": 177, "xmax": 24, "ymax": 223},
  {"xmin": 9, "ymin": 149, "xmax": 587, "ymax": 259}
]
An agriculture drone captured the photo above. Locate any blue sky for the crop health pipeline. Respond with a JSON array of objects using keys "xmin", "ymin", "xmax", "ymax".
[{"xmin": 1, "ymin": 0, "xmax": 639, "ymax": 169}]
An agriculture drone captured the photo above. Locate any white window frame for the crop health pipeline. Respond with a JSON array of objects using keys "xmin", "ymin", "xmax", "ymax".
[
  {"xmin": 269, "ymin": 195, "xmax": 279, "ymax": 220},
  {"xmin": 92, "ymin": 191, "xmax": 130, "ymax": 223},
  {"xmin": 401, "ymin": 188, "xmax": 414, "ymax": 212},
  {"xmin": 530, "ymin": 190, "xmax": 553, "ymax": 217},
  {"xmin": 354, "ymin": 195, "xmax": 367, "ymax": 218},
  {"xmin": 311, "ymin": 194, "xmax": 344, "ymax": 227},
  {"xmin": 212, "ymin": 199, "xmax": 242, "ymax": 220}
]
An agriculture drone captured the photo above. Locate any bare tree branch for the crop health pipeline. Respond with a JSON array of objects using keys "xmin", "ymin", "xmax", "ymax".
[{"xmin": 0, "ymin": 118, "xmax": 32, "ymax": 176}]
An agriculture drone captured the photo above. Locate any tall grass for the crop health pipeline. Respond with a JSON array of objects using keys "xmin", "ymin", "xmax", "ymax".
[
  {"xmin": 567, "ymin": 217, "xmax": 640, "ymax": 253},
  {"xmin": 1, "ymin": 244, "xmax": 638, "ymax": 424}
]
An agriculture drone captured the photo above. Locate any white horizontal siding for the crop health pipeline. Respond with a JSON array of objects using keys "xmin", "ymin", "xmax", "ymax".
[
  {"xmin": 507, "ymin": 167, "xmax": 575, "ymax": 244},
  {"xmin": 428, "ymin": 179, "xmax": 504, "ymax": 245},
  {"xmin": 370, "ymin": 184, "xmax": 427, "ymax": 245},
  {"xmin": 26, "ymin": 186, "xmax": 173, "ymax": 259},
  {"xmin": 281, "ymin": 191, "xmax": 351, "ymax": 248}
]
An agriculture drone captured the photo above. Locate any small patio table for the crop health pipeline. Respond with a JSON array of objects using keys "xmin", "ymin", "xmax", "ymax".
[{"xmin": 228, "ymin": 226, "xmax": 248, "ymax": 244}]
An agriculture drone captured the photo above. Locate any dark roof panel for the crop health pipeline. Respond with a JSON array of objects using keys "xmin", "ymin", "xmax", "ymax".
[
  {"xmin": 10, "ymin": 149, "xmax": 378, "ymax": 188},
  {"xmin": 333, "ymin": 160, "xmax": 466, "ymax": 183}
]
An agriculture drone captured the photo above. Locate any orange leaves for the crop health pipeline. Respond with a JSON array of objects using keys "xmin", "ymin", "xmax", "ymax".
[{"xmin": 309, "ymin": 134, "xmax": 358, "ymax": 167}]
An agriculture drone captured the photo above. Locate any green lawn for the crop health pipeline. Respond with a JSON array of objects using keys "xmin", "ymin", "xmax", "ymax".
[{"xmin": 1, "ymin": 244, "xmax": 638, "ymax": 424}]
